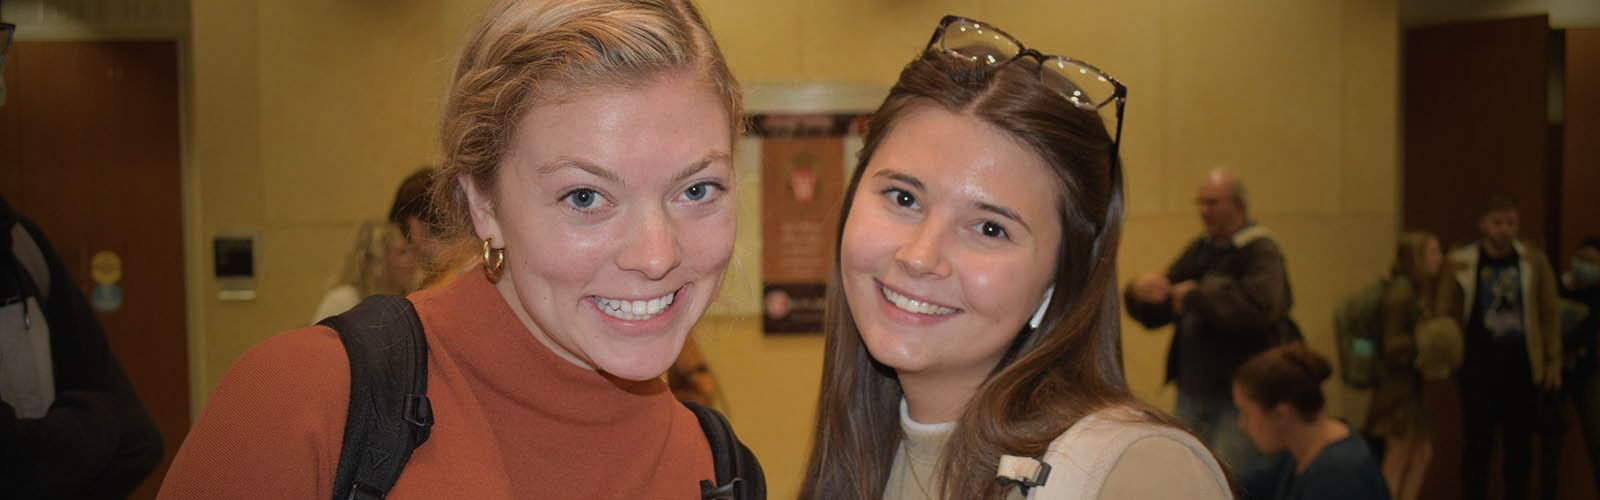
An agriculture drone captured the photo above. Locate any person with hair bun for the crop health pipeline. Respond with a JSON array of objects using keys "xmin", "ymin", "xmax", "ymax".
[
  {"xmin": 160, "ymin": 0, "xmax": 759, "ymax": 498},
  {"xmin": 1233, "ymin": 344, "xmax": 1389, "ymax": 500}
]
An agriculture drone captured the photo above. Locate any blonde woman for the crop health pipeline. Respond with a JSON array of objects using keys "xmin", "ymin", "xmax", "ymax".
[
  {"xmin": 309, "ymin": 220, "xmax": 417, "ymax": 323},
  {"xmin": 161, "ymin": 0, "xmax": 757, "ymax": 498}
]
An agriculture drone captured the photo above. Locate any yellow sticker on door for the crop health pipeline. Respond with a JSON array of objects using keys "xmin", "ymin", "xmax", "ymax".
[{"xmin": 91, "ymin": 250, "xmax": 122, "ymax": 286}]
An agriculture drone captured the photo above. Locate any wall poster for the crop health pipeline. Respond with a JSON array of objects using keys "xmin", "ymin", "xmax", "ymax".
[{"xmin": 756, "ymin": 113, "xmax": 867, "ymax": 334}]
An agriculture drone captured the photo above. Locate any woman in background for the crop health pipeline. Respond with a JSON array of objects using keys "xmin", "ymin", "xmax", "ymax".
[
  {"xmin": 1235, "ymin": 344, "xmax": 1389, "ymax": 500},
  {"xmin": 1364, "ymin": 232, "xmax": 1443, "ymax": 500},
  {"xmin": 800, "ymin": 15, "xmax": 1229, "ymax": 500},
  {"xmin": 309, "ymin": 220, "xmax": 417, "ymax": 323}
]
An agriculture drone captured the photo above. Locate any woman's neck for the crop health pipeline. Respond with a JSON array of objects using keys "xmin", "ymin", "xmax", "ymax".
[
  {"xmin": 898, "ymin": 367, "xmax": 987, "ymax": 424},
  {"xmin": 1284, "ymin": 416, "xmax": 1348, "ymax": 474},
  {"xmin": 494, "ymin": 274, "xmax": 595, "ymax": 371}
]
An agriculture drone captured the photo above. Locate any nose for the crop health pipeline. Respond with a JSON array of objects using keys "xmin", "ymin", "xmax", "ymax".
[
  {"xmin": 893, "ymin": 221, "xmax": 951, "ymax": 278},
  {"xmin": 617, "ymin": 206, "xmax": 682, "ymax": 280}
]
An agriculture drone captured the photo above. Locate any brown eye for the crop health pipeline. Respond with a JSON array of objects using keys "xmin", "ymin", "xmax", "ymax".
[
  {"xmin": 979, "ymin": 221, "xmax": 1009, "ymax": 239},
  {"xmin": 882, "ymin": 188, "xmax": 917, "ymax": 208}
]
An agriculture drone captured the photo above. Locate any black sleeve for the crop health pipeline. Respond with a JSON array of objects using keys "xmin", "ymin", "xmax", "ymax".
[
  {"xmin": 1124, "ymin": 286, "xmax": 1174, "ymax": 329},
  {"xmin": 0, "ymin": 216, "xmax": 163, "ymax": 498},
  {"xmin": 1125, "ymin": 241, "xmax": 1203, "ymax": 329},
  {"xmin": 1184, "ymin": 239, "xmax": 1292, "ymax": 338}
]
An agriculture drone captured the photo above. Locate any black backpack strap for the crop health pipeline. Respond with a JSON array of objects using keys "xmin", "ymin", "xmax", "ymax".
[
  {"xmin": 318, "ymin": 295, "xmax": 433, "ymax": 500},
  {"xmin": 683, "ymin": 401, "xmax": 766, "ymax": 500}
]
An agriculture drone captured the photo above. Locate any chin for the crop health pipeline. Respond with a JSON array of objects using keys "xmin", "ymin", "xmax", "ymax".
[
  {"xmin": 592, "ymin": 343, "xmax": 683, "ymax": 382},
  {"xmin": 858, "ymin": 324, "xmax": 929, "ymax": 373}
]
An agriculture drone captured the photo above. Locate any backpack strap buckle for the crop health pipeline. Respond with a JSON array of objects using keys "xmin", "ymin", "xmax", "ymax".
[
  {"xmin": 346, "ymin": 481, "xmax": 387, "ymax": 500},
  {"xmin": 699, "ymin": 478, "xmax": 743, "ymax": 500},
  {"xmin": 996, "ymin": 454, "xmax": 1051, "ymax": 494},
  {"xmin": 403, "ymin": 393, "xmax": 433, "ymax": 445}
]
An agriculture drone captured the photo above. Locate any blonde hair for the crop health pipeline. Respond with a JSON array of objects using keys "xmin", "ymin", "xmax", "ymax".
[
  {"xmin": 333, "ymin": 220, "xmax": 410, "ymax": 296},
  {"xmin": 430, "ymin": 0, "xmax": 742, "ymax": 244}
]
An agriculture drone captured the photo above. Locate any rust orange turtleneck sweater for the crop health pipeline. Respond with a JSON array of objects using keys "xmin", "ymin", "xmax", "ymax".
[{"xmin": 159, "ymin": 270, "xmax": 713, "ymax": 499}]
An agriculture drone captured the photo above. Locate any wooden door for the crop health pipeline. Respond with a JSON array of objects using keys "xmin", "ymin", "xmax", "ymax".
[
  {"xmin": 1403, "ymin": 16, "xmax": 1551, "ymax": 252},
  {"xmin": 1561, "ymin": 29, "xmax": 1600, "ymax": 265},
  {"xmin": 0, "ymin": 40, "xmax": 188, "ymax": 500},
  {"xmin": 1404, "ymin": 15, "xmax": 1599, "ymax": 500}
]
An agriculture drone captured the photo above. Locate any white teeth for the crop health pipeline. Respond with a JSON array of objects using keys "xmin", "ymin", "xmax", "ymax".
[
  {"xmin": 881, "ymin": 286, "xmax": 957, "ymax": 316},
  {"xmin": 595, "ymin": 291, "xmax": 676, "ymax": 321}
]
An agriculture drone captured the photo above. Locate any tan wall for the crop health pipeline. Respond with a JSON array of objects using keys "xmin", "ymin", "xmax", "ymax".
[
  {"xmin": 186, "ymin": 1, "xmax": 1398, "ymax": 498},
  {"xmin": 185, "ymin": 0, "xmax": 486, "ymax": 413}
]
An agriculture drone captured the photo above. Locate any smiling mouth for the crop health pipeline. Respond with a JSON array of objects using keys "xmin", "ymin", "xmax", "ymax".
[
  {"xmin": 593, "ymin": 287, "xmax": 680, "ymax": 321},
  {"xmin": 878, "ymin": 282, "xmax": 959, "ymax": 316}
]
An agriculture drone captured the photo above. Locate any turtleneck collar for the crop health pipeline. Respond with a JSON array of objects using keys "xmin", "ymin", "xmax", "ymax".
[
  {"xmin": 410, "ymin": 268, "xmax": 675, "ymax": 427},
  {"xmin": 900, "ymin": 398, "xmax": 955, "ymax": 466}
]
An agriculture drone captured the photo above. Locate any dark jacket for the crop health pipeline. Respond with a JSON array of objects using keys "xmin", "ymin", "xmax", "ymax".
[
  {"xmin": 1558, "ymin": 273, "xmax": 1598, "ymax": 376},
  {"xmin": 0, "ymin": 197, "xmax": 163, "ymax": 499},
  {"xmin": 1125, "ymin": 225, "xmax": 1297, "ymax": 400}
]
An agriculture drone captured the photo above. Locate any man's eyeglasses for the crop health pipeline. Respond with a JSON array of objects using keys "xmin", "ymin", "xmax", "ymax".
[{"xmin": 924, "ymin": 15, "xmax": 1127, "ymax": 177}]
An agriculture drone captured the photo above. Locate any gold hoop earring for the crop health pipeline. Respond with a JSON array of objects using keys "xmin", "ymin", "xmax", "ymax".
[{"xmin": 482, "ymin": 237, "xmax": 505, "ymax": 283}]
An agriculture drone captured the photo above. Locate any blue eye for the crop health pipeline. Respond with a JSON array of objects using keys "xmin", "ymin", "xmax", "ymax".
[
  {"xmin": 683, "ymin": 181, "xmax": 723, "ymax": 202},
  {"xmin": 979, "ymin": 221, "xmax": 1009, "ymax": 239},
  {"xmin": 562, "ymin": 188, "xmax": 603, "ymax": 210}
]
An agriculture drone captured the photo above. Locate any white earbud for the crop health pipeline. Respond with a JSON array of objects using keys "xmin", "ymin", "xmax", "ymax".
[{"xmin": 1028, "ymin": 286, "xmax": 1054, "ymax": 330}]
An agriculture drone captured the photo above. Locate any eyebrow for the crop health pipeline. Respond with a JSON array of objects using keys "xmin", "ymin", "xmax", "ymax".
[
  {"xmin": 872, "ymin": 169, "xmax": 925, "ymax": 192},
  {"xmin": 536, "ymin": 150, "xmax": 731, "ymax": 186},
  {"xmin": 976, "ymin": 201, "xmax": 1032, "ymax": 234},
  {"xmin": 670, "ymin": 151, "xmax": 731, "ymax": 185},
  {"xmin": 537, "ymin": 157, "xmax": 622, "ymax": 185},
  {"xmin": 874, "ymin": 169, "xmax": 1033, "ymax": 234}
]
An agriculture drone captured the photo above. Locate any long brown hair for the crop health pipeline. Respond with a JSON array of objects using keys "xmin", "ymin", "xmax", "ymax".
[
  {"xmin": 1393, "ymin": 231, "xmax": 1439, "ymax": 312},
  {"xmin": 800, "ymin": 47, "xmax": 1182, "ymax": 500}
]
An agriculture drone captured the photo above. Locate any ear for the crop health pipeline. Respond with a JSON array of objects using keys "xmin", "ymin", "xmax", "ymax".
[
  {"xmin": 1028, "ymin": 285, "xmax": 1054, "ymax": 330},
  {"xmin": 458, "ymin": 173, "xmax": 502, "ymax": 244}
]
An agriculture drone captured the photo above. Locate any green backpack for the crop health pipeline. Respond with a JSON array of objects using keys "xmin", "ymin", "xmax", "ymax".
[{"xmin": 1334, "ymin": 279, "xmax": 1391, "ymax": 389}]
